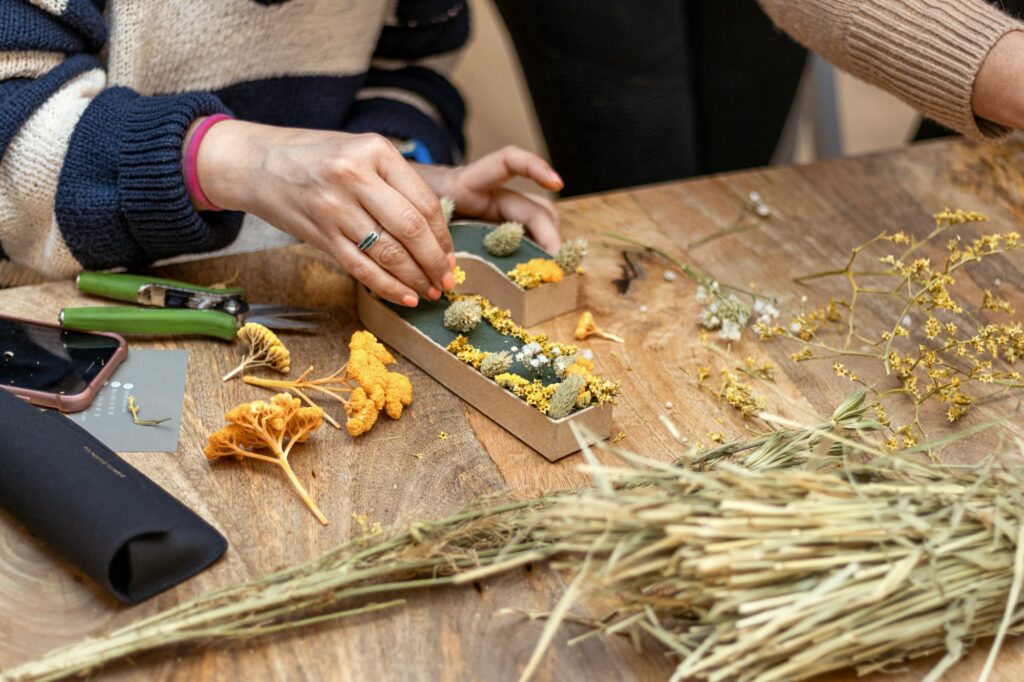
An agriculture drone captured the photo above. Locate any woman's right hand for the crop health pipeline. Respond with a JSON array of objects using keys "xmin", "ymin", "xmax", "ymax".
[{"xmin": 192, "ymin": 120, "xmax": 457, "ymax": 307}]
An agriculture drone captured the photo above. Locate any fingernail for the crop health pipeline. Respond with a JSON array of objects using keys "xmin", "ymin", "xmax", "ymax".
[
  {"xmin": 448, "ymin": 253, "xmax": 457, "ymax": 269},
  {"xmin": 402, "ymin": 294, "xmax": 419, "ymax": 307},
  {"xmin": 428, "ymin": 287, "xmax": 441, "ymax": 300},
  {"xmin": 549, "ymin": 170, "xmax": 563, "ymax": 186},
  {"xmin": 442, "ymin": 272, "xmax": 456, "ymax": 292}
]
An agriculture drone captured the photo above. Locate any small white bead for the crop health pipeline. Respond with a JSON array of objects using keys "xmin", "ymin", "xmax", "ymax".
[
  {"xmin": 663, "ymin": 270, "xmax": 677, "ymax": 282},
  {"xmin": 664, "ymin": 401, "xmax": 673, "ymax": 409},
  {"xmin": 640, "ymin": 304, "xmax": 648, "ymax": 313}
]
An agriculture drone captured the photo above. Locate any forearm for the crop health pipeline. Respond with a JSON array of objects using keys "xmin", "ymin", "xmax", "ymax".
[
  {"xmin": 758, "ymin": 0, "xmax": 1024, "ymax": 141},
  {"xmin": 973, "ymin": 31, "xmax": 1024, "ymax": 131}
]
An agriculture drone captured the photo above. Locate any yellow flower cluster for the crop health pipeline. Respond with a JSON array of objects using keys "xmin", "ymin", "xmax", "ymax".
[
  {"xmin": 763, "ymin": 208, "xmax": 1024, "ymax": 434},
  {"xmin": 446, "ymin": 335, "xmax": 488, "ymax": 368},
  {"xmin": 717, "ymin": 370, "xmax": 765, "ymax": 418},
  {"xmin": 223, "ymin": 322, "xmax": 291, "ymax": 382},
  {"xmin": 344, "ymin": 331, "xmax": 412, "ymax": 436},
  {"xmin": 506, "ymin": 258, "xmax": 565, "ymax": 289},
  {"xmin": 494, "ymin": 373, "xmax": 558, "ymax": 412}
]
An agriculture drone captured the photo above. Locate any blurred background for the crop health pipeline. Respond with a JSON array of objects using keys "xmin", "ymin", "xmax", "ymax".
[{"xmin": 451, "ymin": 0, "xmax": 919, "ymax": 186}]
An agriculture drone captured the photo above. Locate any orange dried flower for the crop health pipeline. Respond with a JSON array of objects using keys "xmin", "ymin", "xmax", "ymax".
[
  {"xmin": 204, "ymin": 393, "xmax": 328, "ymax": 524},
  {"xmin": 507, "ymin": 258, "xmax": 565, "ymax": 289},
  {"xmin": 344, "ymin": 387, "xmax": 379, "ymax": 437},
  {"xmin": 384, "ymin": 372, "xmax": 413, "ymax": 419},
  {"xmin": 574, "ymin": 311, "xmax": 624, "ymax": 343}
]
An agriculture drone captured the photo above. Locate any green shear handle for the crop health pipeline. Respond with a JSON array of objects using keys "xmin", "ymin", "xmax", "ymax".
[
  {"xmin": 76, "ymin": 272, "xmax": 244, "ymax": 304},
  {"xmin": 60, "ymin": 307, "xmax": 239, "ymax": 341}
]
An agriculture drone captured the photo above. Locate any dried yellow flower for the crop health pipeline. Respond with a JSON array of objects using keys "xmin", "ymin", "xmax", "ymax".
[
  {"xmin": 574, "ymin": 311, "xmax": 624, "ymax": 343},
  {"xmin": 507, "ymin": 258, "xmax": 564, "ymax": 289},
  {"xmin": 204, "ymin": 393, "xmax": 327, "ymax": 524},
  {"xmin": 223, "ymin": 322, "xmax": 291, "ymax": 382}
]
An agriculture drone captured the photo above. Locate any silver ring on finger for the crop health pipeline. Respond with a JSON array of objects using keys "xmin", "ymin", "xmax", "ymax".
[{"xmin": 357, "ymin": 229, "xmax": 381, "ymax": 253}]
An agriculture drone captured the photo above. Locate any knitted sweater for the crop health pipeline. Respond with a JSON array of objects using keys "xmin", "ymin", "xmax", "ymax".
[
  {"xmin": 2, "ymin": 1, "xmax": 1021, "ymax": 289},
  {"xmin": 0, "ymin": 0, "xmax": 468, "ymax": 287},
  {"xmin": 758, "ymin": 0, "xmax": 1023, "ymax": 141}
]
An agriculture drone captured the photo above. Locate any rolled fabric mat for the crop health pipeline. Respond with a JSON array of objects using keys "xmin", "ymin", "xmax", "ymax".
[{"xmin": 0, "ymin": 389, "xmax": 227, "ymax": 603}]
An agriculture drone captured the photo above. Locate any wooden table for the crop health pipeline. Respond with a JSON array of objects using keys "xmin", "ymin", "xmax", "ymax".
[{"xmin": 2, "ymin": 138, "xmax": 1023, "ymax": 681}]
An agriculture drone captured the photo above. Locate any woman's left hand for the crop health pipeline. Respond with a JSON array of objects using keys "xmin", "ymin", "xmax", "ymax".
[{"xmin": 412, "ymin": 146, "xmax": 564, "ymax": 253}]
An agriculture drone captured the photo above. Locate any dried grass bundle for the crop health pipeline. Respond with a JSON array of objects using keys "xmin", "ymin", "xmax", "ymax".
[
  {"xmin": 5, "ymin": 395, "xmax": 1023, "ymax": 682},
  {"xmin": 531, "ymin": 445, "xmax": 1024, "ymax": 681}
]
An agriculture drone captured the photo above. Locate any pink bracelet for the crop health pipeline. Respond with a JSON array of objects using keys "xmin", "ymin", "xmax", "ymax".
[{"xmin": 184, "ymin": 113, "xmax": 233, "ymax": 212}]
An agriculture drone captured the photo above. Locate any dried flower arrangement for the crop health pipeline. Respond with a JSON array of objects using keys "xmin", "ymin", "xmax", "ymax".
[
  {"xmin": 13, "ymin": 393, "xmax": 1024, "ymax": 682},
  {"xmin": 452, "ymin": 204, "xmax": 587, "ymax": 291},
  {"xmin": 222, "ymin": 322, "xmax": 291, "ymax": 382},
  {"xmin": 243, "ymin": 330, "xmax": 411, "ymax": 437},
  {"xmin": 602, "ymin": 232, "xmax": 780, "ymax": 341},
  {"xmin": 443, "ymin": 290, "xmax": 618, "ymax": 418},
  {"xmin": 757, "ymin": 208, "xmax": 1024, "ymax": 437},
  {"xmin": 204, "ymin": 393, "xmax": 327, "ymax": 524}
]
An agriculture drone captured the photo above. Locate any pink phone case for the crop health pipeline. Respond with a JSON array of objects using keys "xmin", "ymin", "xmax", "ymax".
[{"xmin": 1, "ymin": 315, "xmax": 128, "ymax": 413}]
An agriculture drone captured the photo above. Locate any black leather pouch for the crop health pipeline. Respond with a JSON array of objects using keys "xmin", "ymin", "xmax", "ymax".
[{"xmin": 0, "ymin": 389, "xmax": 227, "ymax": 603}]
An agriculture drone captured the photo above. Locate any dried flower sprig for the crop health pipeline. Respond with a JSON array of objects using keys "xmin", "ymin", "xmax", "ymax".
[
  {"xmin": 574, "ymin": 311, "xmax": 624, "ymax": 343},
  {"xmin": 483, "ymin": 221, "xmax": 524, "ymax": 257},
  {"xmin": 222, "ymin": 322, "xmax": 291, "ymax": 382},
  {"xmin": 554, "ymin": 237, "xmax": 587, "ymax": 273},
  {"xmin": 204, "ymin": 393, "xmax": 327, "ymax": 524},
  {"xmin": 480, "ymin": 351, "xmax": 513, "ymax": 378},
  {"xmin": 443, "ymin": 299, "xmax": 482, "ymax": 333},
  {"xmin": 440, "ymin": 196, "xmax": 455, "ymax": 224},
  {"xmin": 126, "ymin": 395, "xmax": 170, "ymax": 426},
  {"xmin": 764, "ymin": 208, "xmax": 1024, "ymax": 434},
  {"xmin": 546, "ymin": 373, "xmax": 586, "ymax": 419},
  {"xmin": 602, "ymin": 231, "xmax": 780, "ymax": 341},
  {"xmin": 688, "ymin": 190, "xmax": 773, "ymax": 249}
]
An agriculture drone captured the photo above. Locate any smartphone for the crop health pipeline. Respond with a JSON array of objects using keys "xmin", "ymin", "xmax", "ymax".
[{"xmin": 0, "ymin": 314, "xmax": 127, "ymax": 412}]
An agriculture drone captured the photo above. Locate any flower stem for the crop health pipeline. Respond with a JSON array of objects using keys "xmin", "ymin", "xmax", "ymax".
[{"xmin": 277, "ymin": 456, "xmax": 328, "ymax": 525}]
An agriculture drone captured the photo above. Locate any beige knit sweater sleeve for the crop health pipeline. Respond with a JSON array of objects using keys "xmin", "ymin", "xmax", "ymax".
[{"xmin": 757, "ymin": 0, "xmax": 1024, "ymax": 141}]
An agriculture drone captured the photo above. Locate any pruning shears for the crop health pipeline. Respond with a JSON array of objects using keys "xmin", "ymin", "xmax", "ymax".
[{"xmin": 59, "ymin": 272, "xmax": 321, "ymax": 341}]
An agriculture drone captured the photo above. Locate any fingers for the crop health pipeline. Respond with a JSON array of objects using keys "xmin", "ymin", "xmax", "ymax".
[
  {"xmin": 322, "ymin": 229, "xmax": 421, "ymax": 308},
  {"xmin": 360, "ymin": 178, "xmax": 456, "ymax": 292},
  {"xmin": 329, "ymin": 203, "xmax": 438, "ymax": 299},
  {"xmin": 462, "ymin": 146, "xmax": 564, "ymax": 193},
  {"xmin": 374, "ymin": 143, "xmax": 456, "ymax": 264},
  {"xmin": 493, "ymin": 188, "xmax": 562, "ymax": 254}
]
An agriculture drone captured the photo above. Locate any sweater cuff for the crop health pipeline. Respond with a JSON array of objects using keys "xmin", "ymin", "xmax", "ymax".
[
  {"xmin": 847, "ymin": 0, "xmax": 1024, "ymax": 142},
  {"xmin": 118, "ymin": 92, "xmax": 242, "ymax": 261}
]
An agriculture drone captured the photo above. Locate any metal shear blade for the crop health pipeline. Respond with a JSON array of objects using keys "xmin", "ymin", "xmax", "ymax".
[{"xmin": 245, "ymin": 304, "xmax": 323, "ymax": 332}]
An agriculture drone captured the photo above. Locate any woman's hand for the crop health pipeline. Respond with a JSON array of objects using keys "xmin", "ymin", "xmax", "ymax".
[
  {"xmin": 412, "ymin": 146, "xmax": 565, "ymax": 253},
  {"xmin": 193, "ymin": 120, "xmax": 456, "ymax": 307}
]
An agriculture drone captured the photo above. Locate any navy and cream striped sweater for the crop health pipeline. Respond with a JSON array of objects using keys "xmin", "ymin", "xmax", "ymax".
[{"xmin": 0, "ymin": 0, "xmax": 468, "ymax": 287}]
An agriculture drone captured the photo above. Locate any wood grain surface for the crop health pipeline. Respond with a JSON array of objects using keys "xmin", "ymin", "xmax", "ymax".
[{"xmin": 1, "ymin": 138, "xmax": 1023, "ymax": 681}]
